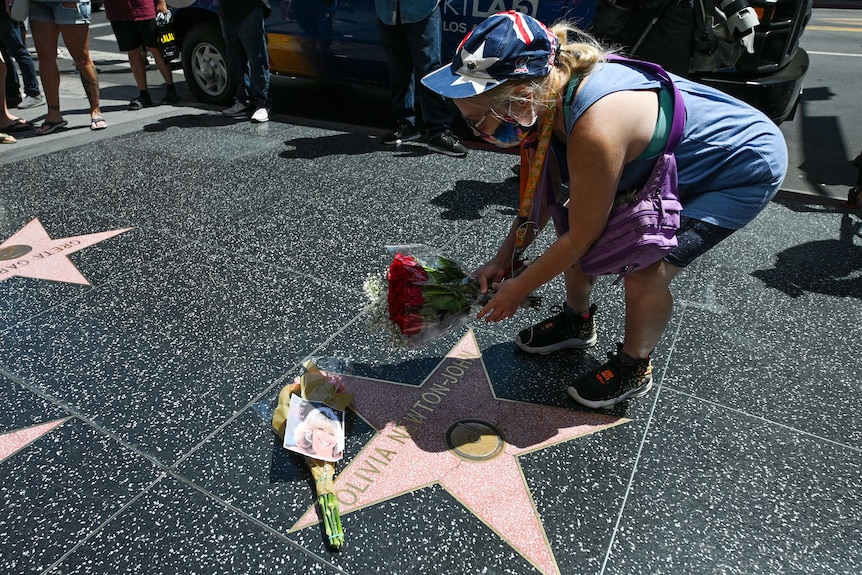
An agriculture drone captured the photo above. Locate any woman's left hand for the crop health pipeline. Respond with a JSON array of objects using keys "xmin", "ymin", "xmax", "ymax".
[{"xmin": 476, "ymin": 277, "xmax": 528, "ymax": 322}]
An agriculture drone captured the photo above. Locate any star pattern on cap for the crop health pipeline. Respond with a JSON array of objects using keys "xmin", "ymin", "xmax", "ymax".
[{"xmin": 452, "ymin": 41, "xmax": 501, "ymax": 93}]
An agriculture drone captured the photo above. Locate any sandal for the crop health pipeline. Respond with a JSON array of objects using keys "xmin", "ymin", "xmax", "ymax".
[
  {"xmin": 35, "ymin": 119, "xmax": 68, "ymax": 136},
  {"xmin": 90, "ymin": 116, "xmax": 107, "ymax": 131},
  {"xmin": 0, "ymin": 132, "xmax": 17, "ymax": 144},
  {"xmin": 0, "ymin": 118, "xmax": 32, "ymax": 132}
]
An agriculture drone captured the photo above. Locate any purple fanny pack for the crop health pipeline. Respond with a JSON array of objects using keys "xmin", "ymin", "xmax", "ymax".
[
  {"xmin": 578, "ymin": 151, "xmax": 683, "ymax": 280},
  {"xmin": 561, "ymin": 56, "xmax": 687, "ymax": 282}
]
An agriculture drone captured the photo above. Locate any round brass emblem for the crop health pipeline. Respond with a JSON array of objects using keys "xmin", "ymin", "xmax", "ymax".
[
  {"xmin": 445, "ymin": 419, "xmax": 505, "ymax": 461},
  {"xmin": 0, "ymin": 245, "xmax": 32, "ymax": 261}
]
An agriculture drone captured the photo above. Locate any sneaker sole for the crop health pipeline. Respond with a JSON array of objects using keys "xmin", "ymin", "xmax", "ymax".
[
  {"xmin": 566, "ymin": 378, "xmax": 653, "ymax": 409},
  {"xmin": 382, "ymin": 134, "xmax": 421, "ymax": 145},
  {"xmin": 514, "ymin": 332, "xmax": 597, "ymax": 355},
  {"xmin": 427, "ymin": 143, "xmax": 467, "ymax": 157}
]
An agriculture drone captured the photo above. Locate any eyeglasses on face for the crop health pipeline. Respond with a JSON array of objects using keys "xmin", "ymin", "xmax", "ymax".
[{"xmin": 462, "ymin": 106, "xmax": 508, "ymax": 136}]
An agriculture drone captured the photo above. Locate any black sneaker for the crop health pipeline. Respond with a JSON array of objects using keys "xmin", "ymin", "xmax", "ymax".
[
  {"xmin": 128, "ymin": 93, "xmax": 154, "ymax": 110},
  {"xmin": 427, "ymin": 130, "xmax": 468, "ymax": 157},
  {"xmin": 567, "ymin": 344, "xmax": 653, "ymax": 408},
  {"xmin": 515, "ymin": 303, "xmax": 597, "ymax": 354},
  {"xmin": 381, "ymin": 123, "xmax": 421, "ymax": 145}
]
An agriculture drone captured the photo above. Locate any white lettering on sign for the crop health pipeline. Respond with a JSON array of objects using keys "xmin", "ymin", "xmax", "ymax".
[
  {"xmin": 472, "ymin": 0, "xmax": 539, "ymax": 18},
  {"xmin": 444, "ymin": 0, "xmax": 539, "ymax": 18}
]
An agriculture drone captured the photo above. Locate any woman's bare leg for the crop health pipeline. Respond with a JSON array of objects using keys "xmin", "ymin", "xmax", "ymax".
[
  {"xmin": 58, "ymin": 20, "xmax": 101, "ymax": 119},
  {"xmin": 30, "ymin": 20, "xmax": 64, "ymax": 123},
  {"xmin": 621, "ymin": 261, "xmax": 682, "ymax": 359}
]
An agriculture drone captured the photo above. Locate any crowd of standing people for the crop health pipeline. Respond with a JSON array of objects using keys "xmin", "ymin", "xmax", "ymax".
[{"xmin": 0, "ymin": 0, "xmax": 183, "ymax": 143}]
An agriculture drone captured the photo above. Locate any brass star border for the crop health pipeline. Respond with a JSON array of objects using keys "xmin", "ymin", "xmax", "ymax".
[{"xmin": 293, "ymin": 330, "xmax": 628, "ymax": 575}]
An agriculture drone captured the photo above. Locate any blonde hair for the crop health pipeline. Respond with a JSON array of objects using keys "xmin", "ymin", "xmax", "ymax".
[
  {"xmin": 294, "ymin": 406, "xmax": 344, "ymax": 457},
  {"xmin": 490, "ymin": 21, "xmax": 608, "ymax": 109}
]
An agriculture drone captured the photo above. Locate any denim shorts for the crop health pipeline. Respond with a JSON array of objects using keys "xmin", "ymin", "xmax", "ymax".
[{"xmin": 29, "ymin": 1, "xmax": 92, "ymax": 25}]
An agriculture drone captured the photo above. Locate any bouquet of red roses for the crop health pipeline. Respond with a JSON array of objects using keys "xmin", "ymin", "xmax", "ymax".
[{"xmin": 363, "ymin": 245, "xmax": 541, "ymax": 347}]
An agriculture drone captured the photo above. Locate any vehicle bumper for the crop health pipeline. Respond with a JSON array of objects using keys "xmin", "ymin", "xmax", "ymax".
[{"xmin": 695, "ymin": 48, "xmax": 810, "ymax": 124}]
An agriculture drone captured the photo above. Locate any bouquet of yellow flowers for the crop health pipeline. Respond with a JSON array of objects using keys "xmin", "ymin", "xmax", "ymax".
[{"xmin": 271, "ymin": 360, "xmax": 353, "ymax": 549}]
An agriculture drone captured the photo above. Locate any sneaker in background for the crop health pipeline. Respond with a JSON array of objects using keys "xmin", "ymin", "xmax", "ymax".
[
  {"xmin": 567, "ymin": 344, "xmax": 653, "ymax": 408},
  {"xmin": 515, "ymin": 303, "xmax": 598, "ymax": 354},
  {"xmin": 381, "ymin": 122, "xmax": 420, "ymax": 145},
  {"xmin": 222, "ymin": 101, "xmax": 251, "ymax": 117},
  {"xmin": 251, "ymin": 108, "xmax": 269, "ymax": 123},
  {"xmin": 427, "ymin": 130, "xmax": 467, "ymax": 157},
  {"xmin": 18, "ymin": 94, "xmax": 45, "ymax": 109}
]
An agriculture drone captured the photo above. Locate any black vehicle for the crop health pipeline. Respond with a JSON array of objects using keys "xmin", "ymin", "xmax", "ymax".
[{"xmin": 168, "ymin": 0, "xmax": 812, "ymax": 124}]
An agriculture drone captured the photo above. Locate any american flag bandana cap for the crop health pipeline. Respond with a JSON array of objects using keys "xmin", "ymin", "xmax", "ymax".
[{"xmin": 422, "ymin": 11, "xmax": 558, "ymax": 99}]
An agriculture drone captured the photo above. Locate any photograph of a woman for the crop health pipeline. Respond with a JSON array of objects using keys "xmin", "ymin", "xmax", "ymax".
[{"xmin": 284, "ymin": 397, "xmax": 345, "ymax": 462}]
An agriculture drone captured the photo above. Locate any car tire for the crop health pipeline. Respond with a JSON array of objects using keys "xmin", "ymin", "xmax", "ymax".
[{"xmin": 181, "ymin": 22, "xmax": 235, "ymax": 106}]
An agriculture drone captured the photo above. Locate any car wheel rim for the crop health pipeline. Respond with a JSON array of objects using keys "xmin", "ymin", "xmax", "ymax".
[{"xmin": 191, "ymin": 43, "xmax": 228, "ymax": 97}]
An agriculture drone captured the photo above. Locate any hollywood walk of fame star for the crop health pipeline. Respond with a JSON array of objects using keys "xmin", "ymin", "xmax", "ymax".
[
  {"xmin": 292, "ymin": 330, "xmax": 628, "ymax": 575},
  {"xmin": 0, "ymin": 418, "xmax": 70, "ymax": 463},
  {"xmin": 0, "ymin": 218, "xmax": 132, "ymax": 285}
]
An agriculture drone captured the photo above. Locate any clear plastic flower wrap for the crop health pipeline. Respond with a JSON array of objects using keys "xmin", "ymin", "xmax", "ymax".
[{"xmin": 363, "ymin": 245, "xmax": 542, "ymax": 347}]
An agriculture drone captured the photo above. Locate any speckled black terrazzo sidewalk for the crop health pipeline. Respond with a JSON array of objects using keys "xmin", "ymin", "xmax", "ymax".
[{"xmin": 1, "ymin": 114, "xmax": 860, "ymax": 575}]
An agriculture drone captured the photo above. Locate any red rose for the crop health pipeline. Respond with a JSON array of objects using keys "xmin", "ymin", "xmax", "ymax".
[{"xmin": 387, "ymin": 254, "xmax": 428, "ymax": 335}]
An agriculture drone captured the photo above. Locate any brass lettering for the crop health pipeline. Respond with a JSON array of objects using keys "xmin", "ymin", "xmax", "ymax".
[
  {"xmin": 403, "ymin": 410, "xmax": 427, "ymax": 425},
  {"xmin": 387, "ymin": 425, "xmax": 411, "ymax": 444},
  {"xmin": 336, "ymin": 489, "xmax": 358, "ymax": 506},
  {"xmin": 345, "ymin": 481, "xmax": 370, "ymax": 494},
  {"xmin": 445, "ymin": 364, "xmax": 465, "ymax": 377},
  {"xmin": 355, "ymin": 472, "xmax": 374, "ymax": 483},
  {"xmin": 373, "ymin": 447, "xmax": 397, "ymax": 462},
  {"xmin": 357, "ymin": 459, "xmax": 382, "ymax": 476},
  {"xmin": 428, "ymin": 382, "xmax": 450, "ymax": 394},
  {"xmin": 412, "ymin": 400, "xmax": 434, "ymax": 412}
]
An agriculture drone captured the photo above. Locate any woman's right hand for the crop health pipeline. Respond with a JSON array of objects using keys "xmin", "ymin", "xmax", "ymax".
[{"xmin": 473, "ymin": 259, "xmax": 509, "ymax": 294}]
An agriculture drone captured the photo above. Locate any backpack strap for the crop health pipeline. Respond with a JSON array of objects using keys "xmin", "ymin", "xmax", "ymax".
[{"xmin": 603, "ymin": 54, "xmax": 686, "ymax": 152}]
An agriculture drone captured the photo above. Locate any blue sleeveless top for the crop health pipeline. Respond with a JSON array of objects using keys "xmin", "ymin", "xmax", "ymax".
[{"xmin": 562, "ymin": 62, "xmax": 788, "ymax": 229}]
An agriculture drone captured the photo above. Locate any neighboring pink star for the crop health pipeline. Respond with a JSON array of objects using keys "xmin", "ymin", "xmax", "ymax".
[
  {"xmin": 0, "ymin": 218, "xmax": 132, "ymax": 285},
  {"xmin": 0, "ymin": 418, "xmax": 69, "ymax": 463},
  {"xmin": 292, "ymin": 330, "xmax": 628, "ymax": 575}
]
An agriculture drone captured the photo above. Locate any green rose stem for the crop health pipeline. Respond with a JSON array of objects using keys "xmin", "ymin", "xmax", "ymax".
[{"xmin": 308, "ymin": 458, "xmax": 344, "ymax": 549}]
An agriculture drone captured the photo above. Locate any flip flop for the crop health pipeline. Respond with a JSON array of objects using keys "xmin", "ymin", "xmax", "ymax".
[
  {"xmin": 0, "ymin": 118, "xmax": 32, "ymax": 132},
  {"xmin": 90, "ymin": 116, "xmax": 107, "ymax": 131},
  {"xmin": 35, "ymin": 119, "xmax": 68, "ymax": 136},
  {"xmin": 0, "ymin": 132, "xmax": 17, "ymax": 144}
]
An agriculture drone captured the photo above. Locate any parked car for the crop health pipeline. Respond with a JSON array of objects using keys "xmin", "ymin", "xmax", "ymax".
[{"xmin": 167, "ymin": 0, "xmax": 812, "ymax": 124}]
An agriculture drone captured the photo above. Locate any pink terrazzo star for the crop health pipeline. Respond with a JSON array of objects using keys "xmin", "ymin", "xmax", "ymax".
[
  {"xmin": 293, "ymin": 330, "xmax": 629, "ymax": 575},
  {"xmin": 0, "ymin": 218, "xmax": 132, "ymax": 285},
  {"xmin": 0, "ymin": 418, "xmax": 69, "ymax": 463}
]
